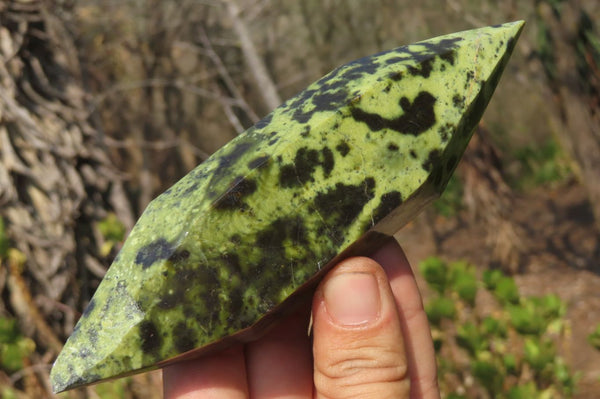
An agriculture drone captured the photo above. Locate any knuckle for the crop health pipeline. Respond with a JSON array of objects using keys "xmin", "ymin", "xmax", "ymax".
[{"xmin": 315, "ymin": 345, "xmax": 408, "ymax": 398}]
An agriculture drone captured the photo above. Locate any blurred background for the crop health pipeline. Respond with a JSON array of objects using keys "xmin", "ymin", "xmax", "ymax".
[{"xmin": 0, "ymin": 0, "xmax": 599, "ymax": 397}]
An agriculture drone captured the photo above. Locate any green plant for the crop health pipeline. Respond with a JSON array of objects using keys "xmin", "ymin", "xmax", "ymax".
[
  {"xmin": 97, "ymin": 213, "xmax": 126, "ymax": 256},
  {"xmin": 420, "ymin": 256, "xmax": 449, "ymax": 294},
  {"xmin": 587, "ymin": 323, "xmax": 600, "ymax": 351},
  {"xmin": 419, "ymin": 257, "xmax": 578, "ymax": 398},
  {"xmin": 425, "ymin": 297, "xmax": 456, "ymax": 326},
  {"xmin": 0, "ymin": 317, "xmax": 35, "ymax": 373},
  {"xmin": 512, "ymin": 138, "xmax": 571, "ymax": 189}
]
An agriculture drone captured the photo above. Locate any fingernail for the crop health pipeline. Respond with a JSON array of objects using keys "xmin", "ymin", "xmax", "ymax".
[{"xmin": 324, "ymin": 272, "xmax": 381, "ymax": 326}]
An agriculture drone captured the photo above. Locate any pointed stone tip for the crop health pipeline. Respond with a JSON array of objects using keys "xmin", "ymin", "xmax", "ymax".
[{"xmin": 497, "ymin": 20, "xmax": 526, "ymax": 38}]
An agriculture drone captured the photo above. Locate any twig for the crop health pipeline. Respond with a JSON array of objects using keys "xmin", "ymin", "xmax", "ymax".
[
  {"xmin": 198, "ymin": 24, "xmax": 260, "ymax": 123},
  {"xmin": 225, "ymin": 0, "xmax": 282, "ymax": 110}
]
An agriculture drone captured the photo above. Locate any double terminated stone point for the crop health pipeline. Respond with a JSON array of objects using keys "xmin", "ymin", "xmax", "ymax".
[{"xmin": 51, "ymin": 21, "xmax": 524, "ymax": 392}]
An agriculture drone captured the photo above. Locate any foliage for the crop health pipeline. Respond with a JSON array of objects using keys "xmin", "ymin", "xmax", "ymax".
[
  {"xmin": 97, "ymin": 213, "xmax": 127, "ymax": 257},
  {"xmin": 419, "ymin": 257, "xmax": 580, "ymax": 398},
  {"xmin": 0, "ymin": 317, "xmax": 35, "ymax": 373},
  {"xmin": 588, "ymin": 323, "xmax": 600, "ymax": 350},
  {"xmin": 512, "ymin": 138, "xmax": 571, "ymax": 189}
]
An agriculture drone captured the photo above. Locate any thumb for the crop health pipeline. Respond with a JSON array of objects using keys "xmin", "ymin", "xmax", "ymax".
[{"xmin": 312, "ymin": 256, "xmax": 410, "ymax": 399}]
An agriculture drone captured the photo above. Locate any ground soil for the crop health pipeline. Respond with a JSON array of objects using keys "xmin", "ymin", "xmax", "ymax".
[{"xmin": 396, "ymin": 181, "xmax": 600, "ymax": 398}]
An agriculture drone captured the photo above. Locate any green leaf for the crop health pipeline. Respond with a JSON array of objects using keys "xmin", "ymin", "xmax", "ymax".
[
  {"xmin": 456, "ymin": 322, "xmax": 486, "ymax": 356},
  {"xmin": 503, "ymin": 353, "xmax": 518, "ymax": 375},
  {"xmin": 0, "ymin": 317, "xmax": 19, "ymax": 343},
  {"xmin": 509, "ymin": 302, "xmax": 547, "ymax": 335},
  {"xmin": 1, "ymin": 387, "xmax": 19, "ymax": 399},
  {"xmin": 1, "ymin": 336, "xmax": 35, "ymax": 372},
  {"xmin": 588, "ymin": 323, "xmax": 600, "ymax": 350},
  {"xmin": 531, "ymin": 294, "xmax": 565, "ymax": 320},
  {"xmin": 481, "ymin": 316, "xmax": 507, "ymax": 338},
  {"xmin": 524, "ymin": 337, "xmax": 555, "ymax": 373},
  {"xmin": 419, "ymin": 257, "xmax": 448, "ymax": 294},
  {"xmin": 425, "ymin": 297, "xmax": 456, "ymax": 325},
  {"xmin": 507, "ymin": 382, "xmax": 539, "ymax": 399},
  {"xmin": 97, "ymin": 213, "xmax": 126, "ymax": 242},
  {"xmin": 482, "ymin": 269, "xmax": 504, "ymax": 290},
  {"xmin": 493, "ymin": 276, "xmax": 520, "ymax": 305},
  {"xmin": 448, "ymin": 261, "xmax": 478, "ymax": 305},
  {"xmin": 471, "ymin": 359, "xmax": 504, "ymax": 394}
]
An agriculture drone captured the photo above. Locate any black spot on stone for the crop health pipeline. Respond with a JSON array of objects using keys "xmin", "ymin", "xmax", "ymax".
[
  {"xmin": 439, "ymin": 49, "xmax": 457, "ymax": 65},
  {"xmin": 410, "ymin": 150, "xmax": 418, "ymax": 159},
  {"xmin": 81, "ymin": 298, "xmax": 96, "ymax": 319},
  {"xmin": 226, "ymin": 285, "xmax": 247, "ymax": 327},
  {"xmin": 336, "ymin": 141, "xmax": 350, "ymax": 156},
  {"xmin": 387, "ymin": 143, "xmax": 399, "ymax": 151},
  {"xmin": 439, "ymin": 123, "xmax": 454, "ymax": 143},
  {"xmin": 373, "ymin": 191, "xmax": 403, "ymax": 224},
  {"xmin": 300, "ymin": 126, "xmax": 310, "ymax": 137},
  {"xmin": 182, "ymin": 181, "xmax": 200, "ymax": 197},
  {"xmin": 465, "ymin": 70, "xmax": 475, "ymax": 89},
  {"xmin": 136, "ymin": 238, "xmax": 175, "ymax": 269},
  {"xmin": 206, "ymin": 138, "xmax": 256, "ymax": 200},
  {"xmin": 293, "ymin": 148, "xmax": 320, "ymax": 184},
  {"xmin": 422, "ymin": 150, "xmax": 441, "ymax": 172},
  {"xmin": 279, "ymin": 147, "xmax": 335, "ymax": 188},
  {"xmin": 279, "ymin": 164, "xmax": 298, "ymax": 188},
  {"xmin": 168, "ymin": 249, "xmax": 190, "ymax": 263},
  {"xmin": 351, "ymin": 91, "xmax": 436, "ymax": 136},
  {"xmin": 230, "ymin": 234, "xmax": 242, "ymax": 244},
  {"xmin": 173, "ymin": 322, "xmax": 197, "ymax": 353},
  {"xmin": 87, "ymin": 328, "xmax": 98, "ymax": 346},
  {"xmin": 256, "ymin": 217, "xmax": 308, "ymax": 249},
  {"xmin": 193, "ymin": 265, "xmax": 221, "ymax": 310},
  {"xmin": 213, "ymin": 176, "xmax": 257, "ymax": 210},
  {"xmin": 140, "ymin": 321, "xmax": 162, "ymax": 354},
  {"xmin": 385, "ymin": 56, "xmax": 408, "ymax": 65},
  {"xmin": 254, "ymin": 113, "xmax": 273, "ymax": 129},
  {"xmin": 322, "ymin": 147, "xmax": 334, "ymax": 177},
  {"xmin": 220, "ymin": 252, "xmax": 243, "ymax": 274},
  {"xmin": 338, "ymin": 55, "xmax": 381, "ymax": 81},
  {"xmin": 248, "ymin": 155, "xmax": 270, "ymax": 169},
  {"xmin": 453, "ymin": 94, "xmax": 464, "ymax": 108},
  {"xmin": 417, "ymin": 37, "xmax": 462, "ymax": 59},
  {"xmin": 78, "ymin": 346, "xmax": 92, "ymax": 359},
  {"xmin": 389, "ymin": 71, "xmax": 403, "ymax": 81},
  {"xmin": 399, "ymin": 97, "xmax": 410, "ymax": 111},
  {"xmin": 313, "ymin": 178, "xmax": 376, "ymax": 242},
  {"xmin": 157, "ymin": 291, "xmax": 184, "ymax": 309},
  {"xmin": 408, "ymin": 57, "xmax": 434, "ymax": 78},
  {"xmin": 221, "ymin": 141, "xmax": 253, "ymax": 168}
]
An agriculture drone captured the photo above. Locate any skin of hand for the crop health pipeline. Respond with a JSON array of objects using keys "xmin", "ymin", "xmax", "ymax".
[{"xmin": 163, "ymin": 239, "xmax": 440, "ymax": 399}]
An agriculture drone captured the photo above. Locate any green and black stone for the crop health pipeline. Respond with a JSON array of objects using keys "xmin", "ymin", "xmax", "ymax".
[{"xmin": 51, "ymin": 21, "xmax": 524, "ymax": 392}]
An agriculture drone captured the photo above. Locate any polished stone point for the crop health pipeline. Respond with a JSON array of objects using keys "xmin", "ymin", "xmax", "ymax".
[{"xmin": 51, "ymin": 21, "xmax": 524, "ymax": 392}]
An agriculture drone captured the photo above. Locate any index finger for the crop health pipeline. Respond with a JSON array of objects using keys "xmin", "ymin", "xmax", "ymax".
[{"xmin": 371, "ymin": 239, "xmax": 440, "ymax": 399}]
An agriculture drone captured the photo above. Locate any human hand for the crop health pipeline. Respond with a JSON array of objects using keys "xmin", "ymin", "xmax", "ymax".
[{"xmin": 163, "ymin": 239, "xmax": 440, "ymax": 398}]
